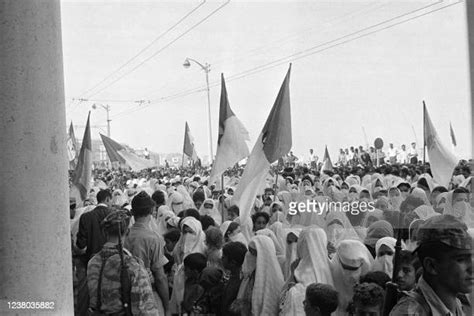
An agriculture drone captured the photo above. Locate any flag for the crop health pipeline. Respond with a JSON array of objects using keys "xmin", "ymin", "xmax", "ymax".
[
  {"xmin": 209, "ymin": 74, "xmax": 250, "ymax": 185},
  {"xmin": 233, "ymin": 64, "xmax": 292, "ymax": 229},
  {"xmin": 424, "ymin": 103, "xmax": 458, "ymax": 187},
  {"xmin": 450, "ymin": 122, "xmax": 457, "ymax": 147},
  {"xmin": 67, "ymin": 121, "xmax": 78, "ymax": 170},
  {"xmin": 183, "ymin": 122, "xmax": 199, "ymax": 164},
  {"xmin": 321, "ymin": 145, "xmax": 333, "ymax": 171},
  {"xmin": 73, "ymin": 112, "xmax": 92, "ymax": 201},
  {"xmin": 100, "ymin": 134, "xmax": 155, "ymax": 171}
]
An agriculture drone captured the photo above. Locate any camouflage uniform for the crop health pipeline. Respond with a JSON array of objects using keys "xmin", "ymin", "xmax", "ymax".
[
  {"xmin": 87, "ymin": 242, "xmax": 158, "ymax": 316},
  {"xmin": 390, "ymin": 215, "xmax": 472, "ymax": 316}
]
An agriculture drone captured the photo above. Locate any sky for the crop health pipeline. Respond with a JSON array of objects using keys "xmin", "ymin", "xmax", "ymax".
[{"xmin": 62, "ymin": 0, "xmax": 472, "ymax": 163}]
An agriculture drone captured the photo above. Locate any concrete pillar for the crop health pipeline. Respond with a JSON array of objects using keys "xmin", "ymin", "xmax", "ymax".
[
  {"xmin": 0, "ymin": 1, "xmax": 73, "ymax": 314},
  {"xmin": 465, "ymin": 0, "xmax": 474, "ymax": 308},
  {"xmin": 468, "ymin": 2, "xmax": 474, "ymax": 154},
  {"xmin": 466, "ymin": 0, "xmax": 474, "ymax": 203}
]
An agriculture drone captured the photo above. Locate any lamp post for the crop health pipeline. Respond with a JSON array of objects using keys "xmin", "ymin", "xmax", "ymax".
[
  {"xmin": 183, "ymin": 57, "xmax": 213, "ymax": 163},
  {"xmin": 92, "ymin": 103, "xmax": 111, "ymax": 137}
]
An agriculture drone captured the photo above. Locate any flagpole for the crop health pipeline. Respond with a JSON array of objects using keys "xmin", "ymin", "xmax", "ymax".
[
  {"xmin": 221, "ymin": 172, "xmax": 225, "ymax": 220},
  {"xmin": 465, "ymin": 0, "xmax": 474, "ymax": 207},
  {"xmin": 411, "ymin": 125, "xmax": 419, "ymax": 147},
  {"xmin": 362, "ymin": 126, "xmax": 369, "ymax": 150},
  {"xmin": 422, "ymin": 101, "xmax": 426, "ymax": 165},
  {"xmin": 273, "ymin": 167, "xmax": 279, "ymax": 202}
]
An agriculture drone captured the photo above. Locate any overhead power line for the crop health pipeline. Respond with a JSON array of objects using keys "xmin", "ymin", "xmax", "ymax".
[
  {"xmin": 142, "ymin": 1, "xmax": 389, "ymax": 101},
  {"xmin": 71, "ymin": 98, "xmax": 151, "ymax": 104},
  {"xmin": 144, "ymin": 0, "xmax": 446, "ymax": 103},
  {"xmin": 83, "ymin": 0, "xmax": 231, "ymax": 100},
  {"xmin": 78, "ymin": 0, "xmax": 207, "ymax": 99},
  {"xmin": 164, "ymin": 0, "xmax": 444, "ymax": 98},
  {"xmin": 108, "ymin": 0, "xmax": 459, "ymax": 121}
]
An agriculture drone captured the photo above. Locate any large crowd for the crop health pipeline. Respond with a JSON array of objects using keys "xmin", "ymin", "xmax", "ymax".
[{"xmin": 69, "ymin": 149, "xmax": 473, "ymax": 316}]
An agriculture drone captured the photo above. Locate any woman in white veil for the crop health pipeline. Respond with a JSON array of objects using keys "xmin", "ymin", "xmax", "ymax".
[{"xmin": 279, "ymin": 226, "xmax": 334, "ymax": 316}]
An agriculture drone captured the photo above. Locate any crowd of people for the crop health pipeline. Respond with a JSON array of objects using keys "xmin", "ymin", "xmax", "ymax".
[
  {"xmin": 69, "ymin": 155, "xmax": 473, "ymax": 316},
  {"xmin": 284, "ymin": 142, "xmax": 424, "ymax": 169}
]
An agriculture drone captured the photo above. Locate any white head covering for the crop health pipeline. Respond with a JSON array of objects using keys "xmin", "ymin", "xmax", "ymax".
[
  {"xmin": 180, "ymin": 217, "xmax": 206, "ymax": 259},
  {"xmin": 176, "ymin": 185, "xmax": 195, "ymax": 209},
  {"xmin": 199, "ymin": 198, "xmax": 222, "ymax": 226},
  {"xmin": 111, "ymin": 189, "xmax": 128, "ymax": 207},
  {"xmin": 239, "ymin": 235, "xmax": 284, "ymax": 316},
  {"xmin": 375, "ymin": 236, "xmax": 397, "ymax": 255},
  {"xmin": 283, "ymin": 227, "xmax": 303, "ymax": 280},
  {"xmin": 256, "ymin": 228, "xmax": 285, "ymax": 266},
  {"xmin": 371, "ymin": 174, "xmax": 386, "ymax": 197},
  {"xmin": 410, "ymin": 187, "xmax": 431, "ymax": 206},
  {"xmin": 280, "ymin": 226, "xmax": 334, "ymax": 316},
  {"xmin": 330, "ymin": 240, "xmax": 374, "ymax": 315},
  {"xmin": 417, "ymin": 174, "xmax": 435, "ymax": 192},
  {"xmin": 413, "ymin": 205, "xmax": 437, "ymax": 220},
  {"xmin": 434, "ymin": 192, "xmax": 448, "ymax": 212},
  {"xmin": 443, "ymin": 191, "xmax": 471, "ymax": 220},
  {"xmin": 269, "ymin": 222, "xmax": 286, "ymax": 254},
  {"xmin": 156, "ymin": 205, "xmax": 175, "ymax": 235},
  {"xmin": 372, "ymin": 236, "xmax": 401, "ymax": 278},
  {"xmin": 325, "ymin": 210, "xmax": 360, "ymax": 247},
  {"xmin": 292, "ymin": 196, "xmax": 328, "ymax": 228},
  {"xmin": 168, "ymin": 191, "xmax": 184, "ymax": 214},
  {"xmin": 294, "ymin": 226, "xmax": 334, "ymax": 286},
  {"xmin": 345, "ymin": 175, "xmax": 361, "ymax": 187}
]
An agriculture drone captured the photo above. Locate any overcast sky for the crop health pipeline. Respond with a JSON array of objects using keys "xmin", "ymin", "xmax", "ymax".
[{"xmin": 62, "ymin": 0, "xmax": 471, "ymax": 162}]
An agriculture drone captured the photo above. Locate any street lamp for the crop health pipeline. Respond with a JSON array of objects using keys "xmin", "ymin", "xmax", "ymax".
[
  {"xmin": 183, "ymin": 57, "xmax": 213, "ymax": 163},
  {"xmin": 92, "ymin": 103, "xmax": 111, "ymax": 137}
]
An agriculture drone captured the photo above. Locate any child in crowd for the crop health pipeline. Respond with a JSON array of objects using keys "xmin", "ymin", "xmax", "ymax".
[
  {"xmin": 163, "ymin": 229, "xmax": 181, "ymax": 296},
  {"xmin": 359, "ymin": 271, "xmax": 391, "ymax": 290},
  {"xmin": 351, "ymin": 282, "xmax": 385, "ymax": 316},
  {"xmin": 182, "ymin": 253, "xmax": 207, "ymax": 314},
  {"xmin": 221, "ymin": 242, "xmax": 248, "ymax": 315},
  {"xmin": 191, "ymin": 267, "xmax": 224, "ymax": 315},
  {"xmin": 394, "ymin": 250, "xmax": 421, "ymax": 292},
  {"xmin": 303, "ymin": 283, "xmax": 339, "ymax": 316}
]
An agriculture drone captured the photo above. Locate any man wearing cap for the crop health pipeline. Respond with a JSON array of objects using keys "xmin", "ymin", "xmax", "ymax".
[
  {"xmin": 87, "ymin": 210, "xmax": 158, "ymax": 315},
  {"xmin": 124, "ymin": 191, "xmax": 170, "ymax": 315},
  {"xmin": 390, "ymin": 215, "xmax": 473, "ymax": 316}
]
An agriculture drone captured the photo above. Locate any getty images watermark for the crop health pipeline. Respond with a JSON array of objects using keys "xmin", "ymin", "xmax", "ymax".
[{"xmin": 288, "ymin": 199, "xmax": 376, "ymax": 216}]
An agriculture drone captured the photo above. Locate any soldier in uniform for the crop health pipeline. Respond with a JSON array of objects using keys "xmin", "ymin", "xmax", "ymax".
[
  {"xmin": 87, "ymin": 210, "xmax": 158, "ymax": 315},
  {"xmin": 390, "ymin": 215, "xmax": 473, "ymax": 315}
]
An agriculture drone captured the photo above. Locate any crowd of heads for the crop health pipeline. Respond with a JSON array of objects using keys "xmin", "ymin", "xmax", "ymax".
[{"xmin": 70, "ymin": 155, "xmax": 473, "ymax": 316}]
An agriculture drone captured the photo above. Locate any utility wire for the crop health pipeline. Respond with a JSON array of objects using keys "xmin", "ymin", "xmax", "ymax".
[
  {"xmin": 142, "ymin": 1, "xmax": 388, "ymax": 101},
  {"xmin": 210, "ymin": 0, "xmax": 444, "ymax": 86},
  {"xmin": 78, "ymin": 0, "xmax": 207, "ymax": 99},
  {"xmin": 109, "ymin": 0, "xmax": 458, "ymax": 121},
  {"xmin": 83, "ymin": 0, "xmax": 230, "ymax": 99},
  {"xmin": 71, "ymin": 97, "xmax": 150, "ymax": 104},
  {"xmin": 143, "ymin": 0, "xmax": 445, "ymax": 104}
]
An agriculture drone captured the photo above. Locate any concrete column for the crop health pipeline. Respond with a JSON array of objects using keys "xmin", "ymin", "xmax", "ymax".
[
  {"xmin": 465, "ymin": 0, "xmax": 474, "ymax": 308},
  {"xmin": 468, "ymin": 2, "xmax": 474, "ymax": 156},
  {"xmin": 466, "ymin": 0, "xmax": 474, "ymax": 204},
  {"xmin": 0, "ymin": 1, "xmax": 73, "ymax": 314}
]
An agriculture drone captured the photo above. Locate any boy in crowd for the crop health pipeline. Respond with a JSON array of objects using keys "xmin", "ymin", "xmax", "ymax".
[
  {"xmin": 395, "ymin": 250, "xmax": 421, "ymax": 292},
  {"xmin": 221, "ymin": 242, "xmax": 248, "ymax": 315},
  {"xmin": 351, "ymin": 282, "xmax": 385, "ymax": 316},
  {"xmin": 303, "ymin": 283, "xmax": 339, "ymax": 316},
  {"xmin": 182, "ymin": 253, "xmax": 208, "ymax": 314}
]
